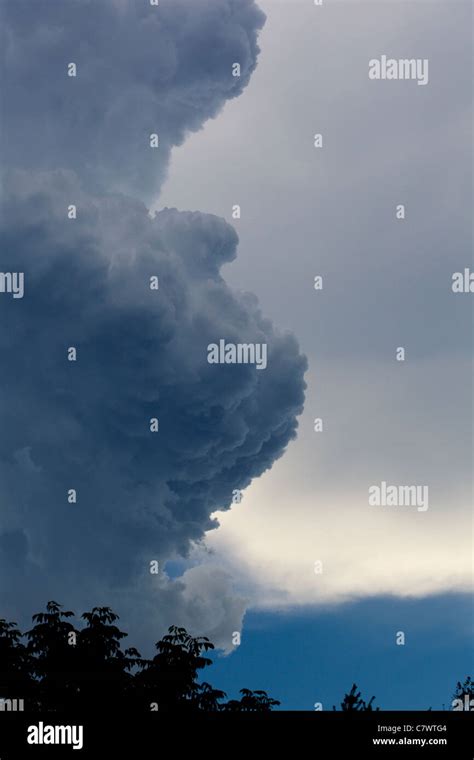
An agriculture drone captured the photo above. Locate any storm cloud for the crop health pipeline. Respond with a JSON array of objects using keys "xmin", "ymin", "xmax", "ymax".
[
  {"xmin": 0, "ymin": 0, "xmax": 266, "ymax": 202},
  {"xmin": 0, "ymin": 168, "xmax": 306, "ymax": 644},
  {"xmin": 0, "ymin": 0, "xmax": 307, "ymax": 648}
]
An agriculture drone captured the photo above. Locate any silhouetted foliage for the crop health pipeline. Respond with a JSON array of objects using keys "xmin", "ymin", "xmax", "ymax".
[
  {"xmin": 0, "ymin": 617, "xmax": 35, "ymax": 704},
  {"xmin": 334, "ymin": 683, "xmax": 380, "ymax": 711},
  {"xmin": 0, "ymin": 602, "xmax": 467, "ymax": 713},
  {"xmin": 221, "ymin": 688, "xmax": 280, "ymax": 712},
  {"xmin": 0, "ymin": 602, "xmax": 278, "ymax": 713},
  {"xmin": 25, "ymin": 601, "xmax": 78, "ymax": 711},
  {"xmin": 134, "ymin": 624, "xmax": 217, "ymax": 712}
]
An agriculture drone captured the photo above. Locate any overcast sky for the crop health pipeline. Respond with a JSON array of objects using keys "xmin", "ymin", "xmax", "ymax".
[
  {"xmin": 160, "ymin": 0, "xmax": 473, "ymax": 706},
  {"xmin": 159, "ymin": 0, "xmax": 472, "ymax": 612}
]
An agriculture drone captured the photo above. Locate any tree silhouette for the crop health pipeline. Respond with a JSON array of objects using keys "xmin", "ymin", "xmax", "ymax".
[
  {"xmin": 73, "ymin": 606, "xmax": 142, "ymax": 711},
  {"xmin": 134, "ymin": 624, "xmax": 217, "ymax": 712},
  {"xmin": 0, "ymin": 618, "xmax": 35, "ymax": 706},
  {"xmin": 0, "ymin": 601, "xmax": 468, "ymax": 713},
  {"xmin": 0, "ymin": 602, "xmax": 279, "ymax": 713},
  {"xmin": 25, "ymin": 601, "xmax": 78, "ymax": 711},
  {"xmin": 221, "ymin": 688, "xmax": 280, "ymax": 712},
  {"xmin": 334, "ymin": 684, "xmax": 380, "ymax": 711}
]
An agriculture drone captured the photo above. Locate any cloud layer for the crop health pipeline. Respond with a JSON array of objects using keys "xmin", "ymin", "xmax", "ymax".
[
  {"xmin": 0, "ymin": 0, "xmax": 304, "ymax": 649},
  {"xmin": 1, "ymin": 0, "xmax": 265, "ymax": 202},
  {"xmin": 0, "ymin": 168, "xmax": 306, "ymax": 646}
]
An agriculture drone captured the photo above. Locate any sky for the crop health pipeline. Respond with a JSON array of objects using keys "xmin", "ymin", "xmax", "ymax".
[
  {"xmin": 0, "ymin": 0, "xmax": 472, "ymax": 710},
  {"xmin": 159, "ymin": 0, "xmax": 473, "ymax": 708}
]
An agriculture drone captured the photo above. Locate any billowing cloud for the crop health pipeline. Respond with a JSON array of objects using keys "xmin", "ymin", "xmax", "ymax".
[
  {"xmin": 0, "ymin": 0, "xmax": 309, "ymax": 647},
  {"xmin": 1, "ymin": 0, "xmax": 266, "ymax": 202},
  {"xmin": 0, "ymin": 168, "xmax": 306, "ymax": 643}
]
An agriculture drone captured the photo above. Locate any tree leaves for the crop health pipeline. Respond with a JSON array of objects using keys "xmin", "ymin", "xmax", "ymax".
[{"xmin": 0, "ymin": 601, "xmax": 279, "ymax": 713}]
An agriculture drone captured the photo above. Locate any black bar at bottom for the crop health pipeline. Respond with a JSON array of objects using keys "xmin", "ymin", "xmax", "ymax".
[{"xmin": 0, "ymin": 711, "xmax": 472, "ymax": 757}]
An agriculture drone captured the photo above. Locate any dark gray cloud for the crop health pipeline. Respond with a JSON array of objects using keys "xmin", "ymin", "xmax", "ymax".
[
  {"xmin": 0, "ymin": 0, "xmax": 265, "ymax": 202},
  {"xmin": 0, "ymin": 0, "xmax": 307, "ymax": 647},
  {"xmin": 0, "ymin": 168, "xmax": 306, "ymax": 642}
]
